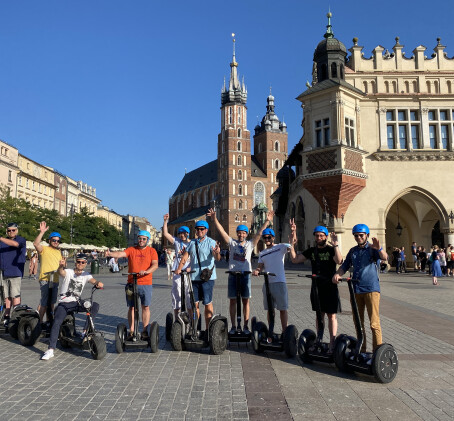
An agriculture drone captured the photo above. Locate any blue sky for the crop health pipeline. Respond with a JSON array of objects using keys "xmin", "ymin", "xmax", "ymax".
[{"xmin": 0, "ymin": 1, "xmax": 452, "ymax": 229}]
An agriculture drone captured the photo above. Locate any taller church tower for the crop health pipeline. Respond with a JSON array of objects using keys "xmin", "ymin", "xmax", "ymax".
[{"xmin": 217, "ymin": 36, "xmax": 251, "ymax": 236}]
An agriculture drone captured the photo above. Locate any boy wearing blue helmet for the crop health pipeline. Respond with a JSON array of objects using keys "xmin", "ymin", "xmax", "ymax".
[
  {"xmin": 33, "ymin": 221, "xmax": 63, "ymax": 322},
  {"xmin": 252, "ymin": 224, "xmax": 292, "ymax": 333},
  {"xmin": 163, "ymin": 213, "xmax": 192, "ymax": 318},
  {"xmin": 207, "ymin": 208, "xmax": 274, "ymax": 335},
  {"xmin": 289, "ymin": 221, "xmax": 342, "ymax": 353},
  {"xmin": 332, "ymin": 224, "xmax": 388, "ymax": 359}
]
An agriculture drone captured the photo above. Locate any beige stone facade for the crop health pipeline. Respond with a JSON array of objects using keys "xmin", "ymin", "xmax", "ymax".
[
  {"xmin": 279, "ymin": 17, "xmax": 454, "ymax": 255},
  {"xmin": 0, "ymin": 140, "xmax": 19, "ymax": 197},
  {"xmin": 16, "ymin": 154, "xmax": 55, "ymax": 210}
]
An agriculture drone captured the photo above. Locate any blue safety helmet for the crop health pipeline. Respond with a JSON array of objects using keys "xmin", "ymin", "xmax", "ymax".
[
  {"xmin": 262, "ymin": 228, "xmax": 275, "ymax": 237},
  {"xmin": 48, "ymin": 232, "xmax": 61, "ymax": 239},
  {"xmin": 178, "ymin": 226, "xmax": 190, "ymax": 234},
  {"xmin": 138, "ymin": 230, "xmax": 151, "ymax": 239},
  {"xmin": 236, "ymin": 225, "xmax": 249, "ymax": 234},
  {"xmin": 313, "ymin": 226, "xmax": 329, "ymax": 236},
  {"xmin": 352, "ymin": 224, "xmax": 370, "ymax": 235},
  {"xmin": 195, "ymin": 220, "xmax": 209, "ymax": 230}
]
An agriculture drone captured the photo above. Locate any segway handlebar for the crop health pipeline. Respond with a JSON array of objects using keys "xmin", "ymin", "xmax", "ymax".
[
  {"xmin": 43, "ymin": 269, "xmax": 58, "ymax": 276},
  {"xmin": 226, "ymin": 270, "xmax": 252, "ymax": 275},
  {"xmin": 257, "ymin": 271, "xmax": 276, "ymax": 277},
  {"xmin": 172, "ymin": 270, "xmax": 196, "ymax": 274}
]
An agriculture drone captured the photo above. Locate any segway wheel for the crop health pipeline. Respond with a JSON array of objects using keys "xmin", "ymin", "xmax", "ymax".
[
  {"xmin": 59, "ymin": 315, "xmax": 75, "ymax": 348},
  {"xmin": 165, "ymin": 312, "xmax": 173, "ymax": 341},
  {"xmin": 298, "ymin": 329, "xmax": 316, "ymax": 363},
  {"xmin": 334, "ymin": 334, "xmax": 351, "ymax": 372},
  {"xmin": 149, "ymin": 322, "xmax": 159, "ymax": 353},
  {"xmin": 115, "ymin": 323, "xmax": 127, "ymax": 353},
  {"xmin": 252, "ymin": 321, "xmax": 267, "ymax": 354},
  {"xmin": 251, "ymin": 316, "xmax": 257, "ymax": 331},
  {"xmin": 17, "ymin": 317, "xmax": 42, "ymax": 346},
  {"xmin": 372, "ymin": 343, "xmax": 398, "ymax": 384},
  {"xmin": 209, "ymin": 319, "xmax": 227, "ymax": 355},
  {"xmin": 170, "ymin": 322, "xmax": 184, "ymax": 351},
  {"xmin": 90, "ymin": 334, "xmax": 107, "ymax": 360},
  {"xmin": 283, "ymin": 325, "xmax": 298, "ymax": 358}
]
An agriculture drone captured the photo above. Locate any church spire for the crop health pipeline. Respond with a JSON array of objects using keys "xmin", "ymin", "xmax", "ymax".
[
  {"xmin": 221, "ymin": 33, "xmax": 247, "ymax": 106},
  {"xmin": 229, "ymin": 33, "xmax": 240, "ymax": 91}
]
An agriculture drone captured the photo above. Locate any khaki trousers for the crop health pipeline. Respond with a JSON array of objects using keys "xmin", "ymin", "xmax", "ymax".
[{"xmin": 355, "ymin": 292, "xmax": 382, "ymax": 352}]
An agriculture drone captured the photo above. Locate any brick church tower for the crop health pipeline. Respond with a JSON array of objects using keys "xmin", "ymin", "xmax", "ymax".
[{"xmin": 216, "ymin": 36, "xmax": 251, "ymax": 235}]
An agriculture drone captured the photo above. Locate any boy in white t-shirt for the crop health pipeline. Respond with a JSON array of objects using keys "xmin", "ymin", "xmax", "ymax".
[
  {"xmin": 41, "ymin": 253, "xmax": 103, "ymax": 360},
  {"xmin": 207, "ymin": 208, "xmax": 274, "ymax": 335},
  {"xmin": 252, "ymin": 228, "xmax": 291, "ymax": 333}
]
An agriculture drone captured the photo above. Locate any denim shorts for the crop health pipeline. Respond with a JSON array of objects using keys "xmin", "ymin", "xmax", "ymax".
[
  {"xmin": 192, "ymin": 280, "xmax": 214, "ymax": 305},
  {"xmin": 262, "ymin": 282, "xmax": 288, "ymax": 311},
  {"xmin": 125, "ymin": 284, "xmax": 153, "ymax": 307},
  {"xmin": 39, "ymin": 280, "xmax": 59, "ymax": 306},
  {"xmin": 227, "ymin": 273, "xmax": 251, "ymax": 299}
]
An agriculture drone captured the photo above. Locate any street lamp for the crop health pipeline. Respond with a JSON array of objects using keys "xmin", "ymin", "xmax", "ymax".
[
  {"xmin": 396, "ymin": 199, "xmax": 403, "ymax": 236},
  {"xmin": 449, "ymin": 210, "xmax": 454, "ymax": 224}
]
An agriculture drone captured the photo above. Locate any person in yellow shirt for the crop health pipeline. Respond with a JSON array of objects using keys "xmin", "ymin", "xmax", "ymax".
[{"xmin": 33, "ymin": 221, "xmax": 62, "ymax": 322}]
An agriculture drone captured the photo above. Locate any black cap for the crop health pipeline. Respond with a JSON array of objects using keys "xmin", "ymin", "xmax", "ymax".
[{"xmin": 7, "ymin": 223, "xmax": 18, "ymax": 228}]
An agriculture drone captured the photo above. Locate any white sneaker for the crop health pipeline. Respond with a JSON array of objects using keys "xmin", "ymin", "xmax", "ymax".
[{"xmin": 41, "ymin": 349, "xmax": 54, "ymax": 360}]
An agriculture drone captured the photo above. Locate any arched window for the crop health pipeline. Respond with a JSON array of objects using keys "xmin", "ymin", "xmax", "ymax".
[
  {"xmin": 371, "ymin": 80, "xmax": 376, "ymax": 93},
  {"xmin": 238, "ymin": 107, "xmax": 241, "ymax": 124},
  {"xmin": 237, "ymin": 141, "xmax": 241, "ymax": 151},
  {"xmin": 385, "ymin": 81, "xmax": 390, "ymax": 93},
  {"xmin": 238, "ymin": 129, "xmax": 241, "ymax": 138},
  {"xmin": 239, "ymin": 200, "xmax": 243, "ymax": 209},
  {"xmin": 405, "ymin": 81, "xmax": 410, "ymax": 93},
  {"xmin": 254, "ymin": 182, "xmax": 265, "ymax": 206},
  {"xmin": 426, "ymin": 81, "xmax": 431, "ymax": 93},
  {"xmin": 275, "ymin": 159, "xmax": 279, "ymax": 169},
  {"xmin": 238, "ymin": 170, "xmax": 243, "ymax": 180},
  {"xmin": 413, "ymin": 80, "xmax": 418, "ymax": 93},
  {"xmin": 274, "ymin": 141, "xmax": 279, "ymax": 151},
  {"xmin": 258, "ymin": 143, "xmax": 262, "ymax": 153},
  {"xmin": 233, "ymin": 154, "xmax": 236, "ymax": 165},
  {"xmin": 229, "ymin": 107, "xmax": 232, "ymax": 124},
  {"xmin": 237, "ymin": 155, "xmax": 242, "ymax": 166},
  {"xmin": 331, "ymin": 62, "xmax": 337, "ymax": 78},
  {"xmin": 238, "ymin": 184, "xmax": 243, "ymax": 196},
  {"xmin": 235, "ymin": 213, "xmax": 240, "ymax": 222},
  {"xmin": 434, "ymin": 80, "xmax": 439, "ymax": 93},
  {"xmin": 242, "ymin": 214, "xmax": 247, "ymax": 222},
  {"xmin": 363, "ymin": 81, "xmax": 368, "ymax": 93},
  {"xmin": 392, "ymin": 81, "xmax": 397, "ymax": 93}
]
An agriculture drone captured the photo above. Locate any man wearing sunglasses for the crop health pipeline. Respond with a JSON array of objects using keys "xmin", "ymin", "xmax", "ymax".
[
  {"xmin": 252, "ymin": 227, "xmax": 291, "ymax": 333},
  {"xmin": 0, "ymin": 223, "xmax": 27, "ymax": 328},
  {"xmin": 289, "ymin": 221, "xmax": 342, "ymax": 354},
  {"xmin": 33, "ymin": 221, "xmax": 63, "ymax": 322},
  {"xmin": 332, "ymin": 224, "xmax": 388, "ymax": 361},
  {"xmin": 106, "ymin": 230, "xmax": 158, "ymax": 340},
  {"xmin": 175, "ymin": 220, "xmax": 221, "ymax": 331},
  {"xmin": 41, "ymin": 253, "xmax": 103, "ymax": 360},
  {"xmin": 207, "ymin": 208, "xmax": 274, "ymax": 336}
]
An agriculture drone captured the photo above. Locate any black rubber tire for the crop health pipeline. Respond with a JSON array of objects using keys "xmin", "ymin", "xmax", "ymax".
[
  {"xmin": 17, "ymin": 316, "xmax": 42, "ymax": 346},
  {"xmin": 252, "ymin": 321, "xmax": 268, "ymax": 354},
  {"xmin": 115, "ymin": 323, "xmax": 127, "ymax": 354},
  {"xmin": 8, "ymin": 318, "xmax": 19, "ymax": 339},
  {"xmin": 59, "ymin": 315, "xmax": 75, "ymax": 348},
  {"xmin": 149, "ymin": 322, "xmax": 159, "ymax": 353},
  {"xmin": 283, "ymin": 325, "xmax": 299, "ymax": 358},
  {"xmin": 334, "ymin": 334, "xmax": 351, "ymax": 372},
  {"xmin": 90, "ymin": 334, "xmax": 107, "ymax": 360},
  {"xmin": 251, "ymin": 316, "xmax": 257, "ymax": 331},
  {"xmin": 170, "ymin": 322, "xmax": 183, "ymax": 351},
  {"xmin": 165, "ymin": 312, "xmax": 173, "ymax": 341},
  {"xmin": 209, "ymin": 320, "xmax": 227, "ymax": 355},
  {"xmin": 372, "ymin": 343, "xmax": 398, "ymax": 383},
  {"xmin": 298, "ymin": 329, "xmax": 316, "ymax": 363}
]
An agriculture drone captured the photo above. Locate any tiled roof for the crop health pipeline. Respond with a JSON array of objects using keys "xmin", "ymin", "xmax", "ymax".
[{"xmin": 172, "ymin": 160, "xmax": 218, "ymax": 197}]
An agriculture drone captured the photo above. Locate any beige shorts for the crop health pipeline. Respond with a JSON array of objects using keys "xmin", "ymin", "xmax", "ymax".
[{"xmin": 1, "ymin": 277, "xmax": 21, "ymax": 298}]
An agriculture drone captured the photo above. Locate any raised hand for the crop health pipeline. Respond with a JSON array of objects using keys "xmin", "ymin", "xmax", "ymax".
[
  {"xmin": 39, "ymin": 221, "xmax": 49, "ymax": 234},
  {"xmin": 163, "ymin": 213, "xmax": 169, "ymax": 222},
  {"xmin": 266, "ymin": 210, "xmax": 275, "ymax": 222},
  {"xmin": 206, "ymin": 208, "xmax": 216, "ymax": 219},
  {"xmin": 330, "ymin": 232, "xmax": 338, "ymax": 246},
  {"xmin": 371, "ymin": 237, "xmax": 380, "ymax": 250},
  {"xmin": 289, "ymin": 218, "xmax": 297, "ymax": 244}
]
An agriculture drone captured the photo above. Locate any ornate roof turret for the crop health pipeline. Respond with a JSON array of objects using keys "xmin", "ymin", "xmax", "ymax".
[
  {"xmin": 255, "ymin": 91, "xmax": 285, "ymax": 135},
  {"xmin": 221, "ymin": 34, "xmax": 247, "ymax": 106}
]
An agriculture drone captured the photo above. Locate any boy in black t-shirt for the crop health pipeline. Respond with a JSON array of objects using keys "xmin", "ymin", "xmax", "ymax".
[{"xmin": 289, "ymin": 221, "xmax": 343, "ymax": 353}]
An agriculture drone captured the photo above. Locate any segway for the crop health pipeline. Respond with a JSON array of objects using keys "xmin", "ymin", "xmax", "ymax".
[
  {"xmin": 170, "ymin": 270, "xmax": 228, "ymax": 355},
  {"xmin": 226, "ymin": 270, "xmax": 251, "ymax": 343},
  {"xmin": 59, "ymin": 284, "xmax": 107, "ymax": 360},
  {"xmin": 0, "ymin": 273, "xmax": 6, "ymax": 335},
  {"xmin": 334, "ymin": 278, "xmax": 398, "ymax": 383},
  {"xmin": 251, "ymin": 272, "xmax": 298, "ymax": 358},
  {"xmin": 115, "ymin": 273, "xmax": 159, "ymax": 353},
  {"xmin": 298, "ymin": 274, "xmax": 341, "ymax": 364}
]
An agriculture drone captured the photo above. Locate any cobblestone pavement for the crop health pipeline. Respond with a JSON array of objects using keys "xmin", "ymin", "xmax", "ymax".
[{"xmin": 1, "ymin": 261, "xmax": 453, "ymax": 420}]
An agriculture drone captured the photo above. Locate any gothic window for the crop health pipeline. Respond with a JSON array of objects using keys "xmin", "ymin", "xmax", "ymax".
[
  {"xmin": 237, "ymin": 141, "xmax": 241, "ymax": 151},
  {"xmin": 253, "ymin": 181, "xmax": 265, "ymax": 206},
  {"xmin": 233, "ymin": 154, "xmax": 236, "ymax": 165},
  {"xmin": 274, "ymin": 160, "xmax": 279, "ymax": 170},
  {"xmin": 238, "ymin": 128, "xmax": 241, "ymax": 138},
  {"xmin": 274, "ymin": 141, "xmax": 279, "ymax": 151},
  {"xmin": 242, "ymin": 214, "xmax": 247, "ymax": 222},
  {"xmin": 237, "ymin": 155, "xmax": 242, "ymax": 166},
  {"xmin": 238, "ymin": 184, "xmax": 243, "ymax": 196},
  {"xmin": 238, "ymin": 106, "xmax": 241, "ymax": 124},
  {"xmin": 345, "ymin": 117, "xmax": 356, "ymax": 147},
  {"xmin": 229, "ymin": 107, "xmax": 232, "ymax": 124},
  {"xmin": 315, "ymin": 119, "xmax": 330, "ymax": 147},
  {"xmin": 235, "ymin": 213, "xmax": 240, "ymax": 222},
  {"xmin": 239, "ymin": 200, "xmax": 243, "ymax": 209},
  {"xmin": 238, "ymin": 170, "xmax": 243, "ymax": 180}
]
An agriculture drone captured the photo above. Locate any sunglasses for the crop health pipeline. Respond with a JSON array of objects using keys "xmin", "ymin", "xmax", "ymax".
[
  {"xmin": 138, "ymin": 237, "xmax": 148, "ymax": 241},
  {"xmin": 195, "ymin": 227, "xmax": 206, "ymax": 231},
  {"xmin": 262, "ymin": 235, "xmax": 273, "ymax": 240},
  {"xmin": 50, "ymin": 239, "xmax": 60, "ymax": 243},
  {"xmin": 354, "ymin": 234, "xmax": 366, "ymax": 238},
  {"xmin": 7, "ymin": 229, "xmax": 17, "ymax": 233},
  {"xmin": 76, "ymin": 260, "xmax": 87, "ymax": 264}
]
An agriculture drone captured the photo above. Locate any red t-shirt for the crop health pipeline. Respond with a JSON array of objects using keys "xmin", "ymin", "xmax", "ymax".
[{"xmin": 124, "ymin": 246, "xmax": 158, "ymax": 285}]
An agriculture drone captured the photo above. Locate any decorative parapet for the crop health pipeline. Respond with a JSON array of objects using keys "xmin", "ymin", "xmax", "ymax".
[
  {"xmin": 302, "ymin": 169, "xmax": 368, "ymax": 180},
  {"xmin": 372, "ymin": 151, "xmax": 454, "ymax": 161}
]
